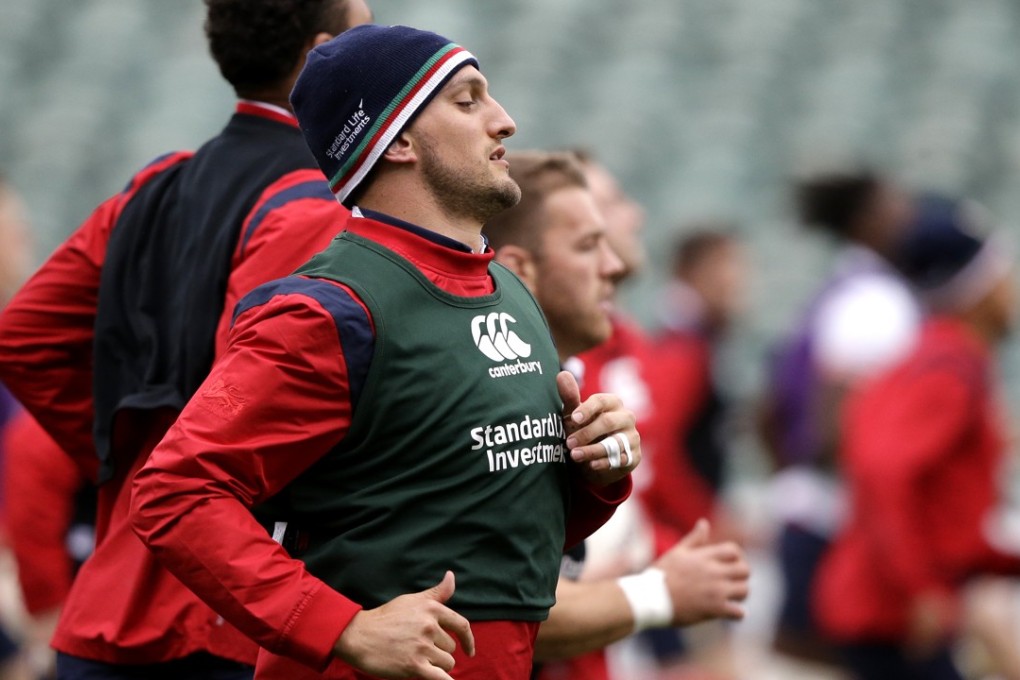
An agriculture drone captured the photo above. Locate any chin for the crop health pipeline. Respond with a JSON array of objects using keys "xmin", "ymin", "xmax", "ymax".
[
  {"xmin": 589, "ymin": 324, "xmax": 613, "ymax": 349},
  {"xmin": 495, "ymin": 177, "xmax": 522, "ymax": 208}
]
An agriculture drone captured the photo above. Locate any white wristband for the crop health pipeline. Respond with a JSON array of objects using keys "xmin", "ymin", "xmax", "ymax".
[{"xmin": 616, "ymin": 567, "xmax": 673, "ymax": 632}]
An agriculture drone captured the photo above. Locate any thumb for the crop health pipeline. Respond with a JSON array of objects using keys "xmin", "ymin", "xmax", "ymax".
[
  {"xmin": 423, "ymin": 570, "xmax": 456, "ymax": 604},
  {"xmin": 679, "ymin": 518, "xmax": 711, "ymax": 548},
  {"xmin": 557, "ymin": 370, "xmax": 582, "ymax": 418}
]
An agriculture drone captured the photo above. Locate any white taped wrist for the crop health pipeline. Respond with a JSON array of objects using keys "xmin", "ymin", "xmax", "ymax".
[{"xmin": 617, "ymin": 567, "xmax": 673, "ymax": 632}]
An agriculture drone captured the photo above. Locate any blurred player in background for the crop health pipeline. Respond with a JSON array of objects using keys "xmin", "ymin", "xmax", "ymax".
[
  {"xmin": 815, "ymin": 193, "xmax": 1020, "ymax": 680},
  {"xmin": 645, "ymin": 226, "xmax": 748, "ymax": 557},
  {"xmin": 484, "ymin": 150, "xmax": 749, "ymax": 680},
  {"xmin": 0, "ymin": 175, "xmax": 41, "ymax": 680},
  {"xmin": 757, "ymin": 168, "xmax": 919, "ymax": 670},
  {"xmin": 635, "ymin": 226, "xmax": 750, "ymax": 678}
]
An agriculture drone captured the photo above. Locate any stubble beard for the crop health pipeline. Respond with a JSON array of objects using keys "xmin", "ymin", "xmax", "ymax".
[{"xmin": 418, "ymin": 135, "xmax": 522, "ymax": 224}]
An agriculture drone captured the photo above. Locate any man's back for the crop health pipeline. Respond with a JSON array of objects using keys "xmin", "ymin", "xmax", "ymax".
[
  {"xmin": 0, "ymin": 102, "xmax": 346, "ymax": 669},
  {"xmin": 93, "ymin": 106, "xmax": 323, "ymax": 481}
]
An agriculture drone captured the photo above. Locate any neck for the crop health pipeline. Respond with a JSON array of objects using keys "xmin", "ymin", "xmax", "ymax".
[
  {"xmin": 359, "ymin": 178, "xmax": 486, "ymax": 252},
  {"xmin": 850, "ymin": 224, "xmax": 896, "ymax": 260},
  {"xmin": 958, "ymin": 308, "xmax": 1002, "ymax": 347},
  {"xmin": 555, "ymin": 337, "xmax": 586, "ymax": 364},
  {"xmin": 237, "ymin": 83, "xmax": 295, "ymax": 113}
]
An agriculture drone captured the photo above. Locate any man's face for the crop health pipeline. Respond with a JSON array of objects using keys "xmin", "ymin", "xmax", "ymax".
[
  {"xmin": 582, "ymin": 161, "xmax": 645, "ymax": 282},
  {"xmin": 531, "ymin": 187, "xmax": 624, "ymax": 358},
  {"xmin": 408, "ymin": 67, "xmax": 521, "ymax": 224},
  {"xmin": 685, "ymin": 240, "xmax": 748, "ymax": 332},
  {"xmin": 985, "ymin": 268, "xmax": 1018, "ymax": 341},
  {"xmin": 343, "ymin": 0, "xmax": 373, "ymax": 27},
  {"xmin": 859, "ymin": 182, "xmax": 915, "ymax": 256},
  {"xmin": 0, "ymin": 186, "xmax": 31, "ymax": 303}
]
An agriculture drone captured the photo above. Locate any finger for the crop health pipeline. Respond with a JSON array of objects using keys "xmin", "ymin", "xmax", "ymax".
[
  {"xmin": 566, "ymin": 392, "xmax": 624, "ymax": 429},
  {"xmin": 424, "ymin": 570, "xmax": 456, "ymax": 604},
  {"xmin": 602, "ymin": 436, "xmax": 622, "ymax": 469},
  {"xmin": 706, "ymin": 542, "xmax": 744, "ymax": 562},
  {"xmin": 437, "ymin": 607, "xmax": 475, "ymax": 658},
  {"xmin": 423, "ymin": 645, "xmax": 457, "ymax": 673},
  {"xmin": 433, "ymin": 626, "xmax": 457, "ymax": 655},
  {"xmin": 417, "ymin": 663, "xmax": 456, "ymax": 680},
  {"xmin": 570, "ymin": 444, "xmax": 617, "ymax": 468},
  {"xmin": 728, "ymin": 580, "xmax": 751, "ymax": 601},
  {"xmin": 721, "ymin": 601, "xmax": 746, "ymax": 620},
  {"xmin": 566, "ymin": 412, "xmax": 635, "ymax": 451},
  {"xmin": 679, "ymin": 519, "xmax": 711, "ymax": 548},
  {"xmin": 557, "ymin": 371, "xmax": 581, "ymax": 421},
  {"xmin": 730, "ymin": 558, "xmax": 754, "ymax": 579}
]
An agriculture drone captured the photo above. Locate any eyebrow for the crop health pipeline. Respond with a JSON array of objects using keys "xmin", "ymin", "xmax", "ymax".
[{"xmin": 446, "ymin": 73, "xmax": 487, "ymax": 92}]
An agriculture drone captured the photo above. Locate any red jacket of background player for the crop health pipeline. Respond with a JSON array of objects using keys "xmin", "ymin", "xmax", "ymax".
[{"xmin": 814, "ymin": 317, "xmax": 1020, "ymax": 642}]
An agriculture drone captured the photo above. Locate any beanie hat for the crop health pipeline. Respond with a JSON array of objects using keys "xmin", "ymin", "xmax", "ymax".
[
  {"xmin": 896, "ymin": 193, "xmax": 1011, "ymax": 311},
  {"xmin": 291, "ymin": 24, "xmax": 479, "ymax": 206}
]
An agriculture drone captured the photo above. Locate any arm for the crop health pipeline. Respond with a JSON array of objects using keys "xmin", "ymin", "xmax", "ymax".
[
  {"xmin": 132, "ymin": 285, "xmax": 366, "ymax": 668},
  {"xmin": 2, "ymin": 410, "xmax": 81, "ymax": 615},
  {"xmin": 0, "ymin": 152, "xmax": 192, "ymax": 479},
  {"xmin": 0, "ymin": 199, "xmax": 115, "ymax": 478},
  {"xmin": 638, "ymin": 343, "xmax": 726, "ymax": 553},
  {"xmin": 862, "ymin": 367, "xmax": 973, "ymax": 598},
  {"xmin": 534, "ymin": 520, "xmax": 749, "ymax": 661},
  {"xmin": 132, "ymin": 281, "xmax": 473, "ymax": 679},
  {"xmin": 855, "ymin": 362, "xmax": 979, "ymax": 649}
]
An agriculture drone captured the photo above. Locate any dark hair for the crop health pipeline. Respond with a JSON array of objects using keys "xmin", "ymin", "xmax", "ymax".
[
  {"xmin": 794, "ymin": 170, "xmax": 880, "ymax": 237},
  {"xmin": 204, "ymin": 0, "xmax": 352, "ymax": 95},
  {"xmin": 673, "ymin": 225, "xmax": 737, "ymax": 278},
  {"xmin": 483, "ymin": 151, "xmax": 587, "ymax": 255}
]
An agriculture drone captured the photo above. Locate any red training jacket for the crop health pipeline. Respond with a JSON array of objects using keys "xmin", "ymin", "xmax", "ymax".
[{"xmin": 815, "ymin": 317, "xmax": 1020, "ymax": 642}]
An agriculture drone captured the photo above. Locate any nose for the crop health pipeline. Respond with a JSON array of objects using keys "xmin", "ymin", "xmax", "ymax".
[
  {"xmin": 601, "ymin": 239, "xmax": 625, "ymax": 278},
  {"xmin": 490, "ymin": 98, "xmax": 517, "ymax": 140}
]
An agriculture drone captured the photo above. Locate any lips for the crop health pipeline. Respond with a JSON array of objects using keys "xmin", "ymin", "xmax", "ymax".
[{"xmin": 490, "ymin": 146, "xmax": 506, "ymax": 162}]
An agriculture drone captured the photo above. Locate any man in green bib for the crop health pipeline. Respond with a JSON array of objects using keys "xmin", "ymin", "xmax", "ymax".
[{"xmin": 131, "ymin": 24, "xmax": 639, "ymax": 680}]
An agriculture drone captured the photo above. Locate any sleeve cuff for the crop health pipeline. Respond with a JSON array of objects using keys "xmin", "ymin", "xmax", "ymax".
[
  {"xmin": 583, "ymin": 475, "xmax": 632, "ymax": 506},
  {"xmin": 277, "ymin": 581, "xmax": 363, "ymax": 671}
]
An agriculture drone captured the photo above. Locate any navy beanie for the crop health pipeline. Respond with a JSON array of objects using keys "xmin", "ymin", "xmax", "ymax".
[
  {"xmin": 897, "ymin": 193, "xmax": 1009, "ymax": 309},
  {"xmin": 291, "ymin": 24, "xmax": 479, "ymax": 206}
]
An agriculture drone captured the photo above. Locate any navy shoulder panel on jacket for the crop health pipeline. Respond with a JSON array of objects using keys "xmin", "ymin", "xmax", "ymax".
[
  {"xmin": 239, "ymin": 179, "xmax": 335, "ymax": 257},
  {"xmin": 233, "ymin": 276, "xmax": 374, "ymax": 410}
]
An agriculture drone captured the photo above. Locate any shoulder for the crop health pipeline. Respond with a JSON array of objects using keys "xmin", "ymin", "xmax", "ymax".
[
  {"xmin": 238, "ymin": 169, "xmax": 346, "ymax": 258},
  {"xmin": 120, "ymin": 151, "xmax": 194, "ymax": 199},
  {"xmin": 234, "ymin": 275, "xmax": 370, "ymax": 326}
]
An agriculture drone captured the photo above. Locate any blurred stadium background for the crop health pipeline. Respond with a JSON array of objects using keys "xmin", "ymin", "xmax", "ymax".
[
  {"xmin": 8, "ymin": 2, "xmax": 1020, "ymax": 676},
  {"xmin": 4, "ymin": 0, "xmax": 1020, "ymax": 405}
]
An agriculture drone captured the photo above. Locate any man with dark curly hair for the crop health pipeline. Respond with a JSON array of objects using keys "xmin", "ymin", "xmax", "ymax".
[{"xmin": 0, "ymin": 1, "xmax": 370, "ymax": 678}]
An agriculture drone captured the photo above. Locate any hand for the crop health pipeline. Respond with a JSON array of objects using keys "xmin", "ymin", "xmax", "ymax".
[
  {"xmin": 655, "ymin": 519, "xmax": 749, "ymax": 625},
  {"xmin": 333, "ymin": 571, "xmax": 475, "ymax": 680},
  {"xmin": 557, "ymin": 371, "xmax": 641, "ymax": 486},
  {"xmin": 906, "ymin": 590, "xmax": 957, "ymax": 658}
]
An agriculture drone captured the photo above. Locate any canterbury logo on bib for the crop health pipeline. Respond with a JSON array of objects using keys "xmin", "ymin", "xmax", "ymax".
[
  {"xmin": 471, "ymin": 312, "xmax": 531, "ymax": 361},
  {"xmin": 471, "ymin": 313, "xmax": 545, "ymax": 380}
]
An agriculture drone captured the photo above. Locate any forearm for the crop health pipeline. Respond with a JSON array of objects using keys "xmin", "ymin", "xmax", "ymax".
[
  {"xmin": 132, "ymin": 451, "xmax": 360, "ymax": 669},
  {"xmin": 533, "ymin": 578, "xmax": 633, "ymax": 661},
  {"xmin": 564, "ymin": 475, "xmax": 632, "ymax": 550},
  {"xmin": 132, "ymin": 289, "xmax": 371, "ymax": 668}
]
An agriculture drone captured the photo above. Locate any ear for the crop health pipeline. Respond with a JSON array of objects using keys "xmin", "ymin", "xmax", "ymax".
[
  {"xmin": 382, "ymin": 131, "xmax": 417, "ymax": 165},
  {"xmin": 311, "ymin": 31, "xmax": 334, "ymax": 48},
  {"xmin": 493, "ymin": 244, "xmax": 538, "ymax": 293}
]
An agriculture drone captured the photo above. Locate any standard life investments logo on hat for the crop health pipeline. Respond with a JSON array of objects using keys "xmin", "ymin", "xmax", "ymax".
[{"xmin": 290, "ymin": 24, "xmax": 479, "ymax": 206}]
